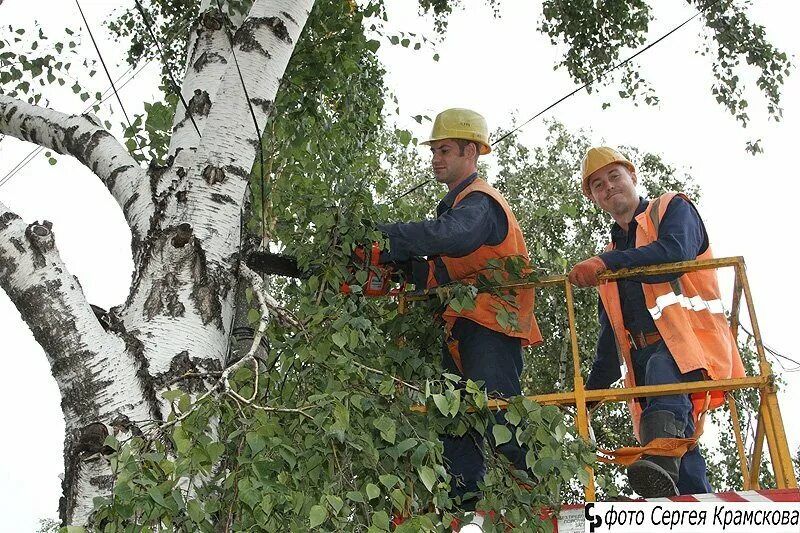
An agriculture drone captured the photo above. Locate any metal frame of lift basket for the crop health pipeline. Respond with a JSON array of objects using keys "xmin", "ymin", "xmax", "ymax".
[{"xmin": 401, "ymin": 256, "xmax": 798, "ymax": 501}]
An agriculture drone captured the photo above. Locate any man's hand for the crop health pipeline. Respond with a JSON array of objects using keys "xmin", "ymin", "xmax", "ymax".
[{"xmin": 568, "ymin": 256, "xmax": 607, "ymax": 287}]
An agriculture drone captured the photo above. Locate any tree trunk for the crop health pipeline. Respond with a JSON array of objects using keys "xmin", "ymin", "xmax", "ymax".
[{"xmin": 0, "ymin": 0, "xmax": 313, "ymax": 525}]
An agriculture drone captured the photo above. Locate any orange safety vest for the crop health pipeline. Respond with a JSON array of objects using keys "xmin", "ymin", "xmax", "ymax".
[
  {"xmin": 597, "ymin": 192, "xmax": 745, "ymax": 440},
  {"xmin": 428, "ymin": 178, "xmax": 543, "ymax": 349}
]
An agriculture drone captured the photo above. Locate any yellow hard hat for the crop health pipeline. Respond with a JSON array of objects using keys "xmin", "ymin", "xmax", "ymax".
[
  {"xmin": 581, "ymin": 146, "xmax": 636, "ymax": 197},
  {"xmin": 422, "ymin": 108, "xmax": 491, "ymax": 155}
]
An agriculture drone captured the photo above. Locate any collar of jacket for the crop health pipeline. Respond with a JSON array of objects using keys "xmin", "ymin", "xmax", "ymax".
[
  {"xmin": 438, "ymin": 172, "xmax": 479, "ymax": 214},
  {"xmin": 610, "ymin": 196, "xmax": 649, "ymax": 239}
]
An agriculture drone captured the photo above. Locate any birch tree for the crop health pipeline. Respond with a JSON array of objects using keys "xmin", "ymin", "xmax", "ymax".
[{"xmin": 0, "ymin": 0, "xmax": 792, "ymax": 530}]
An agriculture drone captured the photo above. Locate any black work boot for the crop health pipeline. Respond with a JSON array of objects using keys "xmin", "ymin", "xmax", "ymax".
[{"xmin": 627, "ymin": 410, "xmax": 683, "ymax": 498}]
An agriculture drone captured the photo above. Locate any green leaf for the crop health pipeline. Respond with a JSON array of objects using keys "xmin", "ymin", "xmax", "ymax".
[
  {"xmin": 247, "ymin": 308, "xmax": 260, "ymax": 324},
  {"xmin": 432, "ymin": 394, "xmax": 449, "ymax": 416},
  {"xmin": 346, "ymin": 490, "xmax": 365, "ymax": 503},
  {"xmin": 309, "ymin": 504, "xmax": 327, "ymax": 528},
  {"xmin": 331, "ymin": 331, "xmax": 347, "ymax": 349},
  {"xmin": 187, "ymin": 499, "xmax": 204, "ymax": 523},
  {"xmin": 418, "ymin": 465, "xmax": 436, "ymax": 493},
  {"xmin": 379, "ymin": 473, "xmax": 400, "ymax": 489},
  {"xmin": 366, "ymin": 483, "xmax": 380, "ymax": 500},
  {"xmin": 373, "ymin": 415, "xmax": 396, "ymax": 444},
  {"xmin": 492, "ymin": 425, "xmax": 512, "ymax": 446},
  {"xmin": 326, "ymin": 494, "xmax": 343, "ymax": 513}
]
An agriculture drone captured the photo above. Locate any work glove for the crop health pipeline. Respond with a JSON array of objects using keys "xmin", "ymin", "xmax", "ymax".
[{"xmin": 568, "ymin": 256, "xmax": 607, "ymax": 287}]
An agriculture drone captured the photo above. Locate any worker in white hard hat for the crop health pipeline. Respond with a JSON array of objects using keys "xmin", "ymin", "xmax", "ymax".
[
  {"xmin": 377, "ymin": 108, "xmax": 542, "ymax": 510},
  {"xmin": 569, "ymin": 146, "xmax": 744, "ymax": 498}
]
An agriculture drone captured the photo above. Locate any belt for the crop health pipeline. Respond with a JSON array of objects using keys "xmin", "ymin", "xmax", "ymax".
[{"xmin": 626, "ymin": 330, "xmax": 662, "ymax": 351}]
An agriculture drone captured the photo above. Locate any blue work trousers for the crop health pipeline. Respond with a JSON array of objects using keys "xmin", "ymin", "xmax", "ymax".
[
  {"xmin": 631, "ymin": 340, "xmax": 713, "ymax": 494},
  {"xmin": 441, "ymin": 318, "xmax": 528, "ymax": 504}
]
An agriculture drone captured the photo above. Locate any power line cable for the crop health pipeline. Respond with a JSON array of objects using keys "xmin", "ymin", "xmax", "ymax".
[
  {"xmin": 133, "ymin": 0, "xmax": 201, "ymax": 138},
  {"xmin": 394, "ymin": 0, "xmax": 723, "ymax": 201},
  {"xmin": 0, "ymin": 15, "xmax": 193, "ymax": 190},
  {"xmin": 213, "ymin": 0, "xmax": 268, "ymax": 248},
  {"xmin": 0, "ymin": 61, "xmax": 147, "ymax": 189},
  {"xmin": 73, "ymin": 0, "xmax": 139, "ymax": 145},
  {"xmin": 740, "ymin": 324, "xmax": 800, "ymax": 372}
]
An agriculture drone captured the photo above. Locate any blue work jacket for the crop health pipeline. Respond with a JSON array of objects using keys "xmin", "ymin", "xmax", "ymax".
[{"xmin": 586, "ymin": 196, "xmax": 708, "ymax": 389}]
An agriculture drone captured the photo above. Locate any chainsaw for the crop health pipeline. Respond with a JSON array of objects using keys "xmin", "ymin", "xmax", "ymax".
[{"xmin": 246, "ymin": 242, "xmax": 405, "ymax": 297}]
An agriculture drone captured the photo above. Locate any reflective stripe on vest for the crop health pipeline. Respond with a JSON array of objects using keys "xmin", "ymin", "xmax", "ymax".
[
  {"xmin": 648, "ymin": 292, "xmax": 726, "ymax": 320},
  {"xmin": 597, "ymin": 191, "xmax": 745, "ymax": 440}
]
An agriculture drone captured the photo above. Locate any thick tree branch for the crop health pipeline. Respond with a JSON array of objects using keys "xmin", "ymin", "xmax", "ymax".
[
  {"xmin": 0, "ymin": 200, "xmax": 159, "ymax": 525},
  {"xmin": 176, "ymin": 0, "xmax": 312, "ymax": 268},
  {"xmin": 0, "ymin": 95, "xmax": 152, "ymax": 233}
]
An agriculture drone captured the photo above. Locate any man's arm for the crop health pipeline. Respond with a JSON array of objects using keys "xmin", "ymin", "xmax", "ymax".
[
  {"xmin": 378, "ymin": 192, "xmax": 506, "ymax": 262},
  {"xmin": 599, "ymin": 196, "xmax": 708, "ymax": 283},
  {"xmin": 586, "ymin": 298, "xmax": 623, "ymax": 390}
]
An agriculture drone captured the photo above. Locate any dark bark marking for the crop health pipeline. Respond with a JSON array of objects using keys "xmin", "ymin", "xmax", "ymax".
[
  {"xmin": 203, "ymin": 164, "xmax": 226, "ymax": 185},
  {"xmin": 176, "ymin": 190, "xmax": 188, "ymax": 203},
  {"xmin": 152, "ymin": 350, "xmax": 221, "ymax": 394},
  {"xmin": 62, "ymin": 370, "xmax": 112, "ymax": 424},
  {"xmin": 25, "ymin": 221, "xmax": 54, "ymax": 268},
  {"xmin": 89, "ymin": 475, "xmax": 115, "ymax": 491},
  {"xmin": 61, "ymin": 125, "xmax": 114, "ymax": 170},
  {"xmin": 1, "ymin": 103, "xmax": 19, "ymax": 122},
  {"xmin": 123, "ymin": 192, "xmax": 140, "ymax": 214},
  {"xmin": 0, "ymin": 248, "xmax": 18, "ymax": 279},
  {"xmin": 193, "ymin": 50, "xmax": 228, "ymax": 72},
  {"xmin": 148, "ymin": 159, "xmax": 172, "ymax": 197},
  {"xmin": 250, "ymin": 97, "xmax": 273, "ymax": 115},
  {"xmin": 107, "ymin": 164, "xmax": 134, "ymax": 192},
  {"xmin": 82, "ymin": 113, "xmax": 103, "ymax": 129},
  {"xmin": 265, "ymin": 16, "xmax": 292, "ymax": 43},
  {"xmin": 189, "ymin": 240, "xmax": 224, "ymax": 328},
  {"xmin": 104, "ymin": 315, "xmax": 162, "ymax": 422},
  {"xmin": 234, "ymin": 18, "xmax": 272, "ymax": 57},
  {"xmin": 200, "ymin": 9, "xmax": 225, "ymax": 31},
  {"xmin": 210, "ymin": 193, "xmax": 235, "ymax": 205},
  {"xmin": 143, "ymin": 271, "xmax": 186, "ymax": 319},
  {"xmin": 9, "ymin": 236, "xmax": 25, "ymax": 254},
  {"xmin": 188, "ymin": 89, "xmax": 212, "ymax": 117},
  {"xmin": 176, "ymin": 166, "xmax": 187, "ymax": 178},
  {"xmin": 223, "ymin": 164, "xmax": 249, "ymax": 180},
  {"xmin": 0, "ymin": 211, "xmax": 21, "ymax": 231},
  {"xmin": 280, "ymin": 11, "xmax": 298, "ymax": 26},
  {"xmin": 73, "ymin": 422, "xmax": 110, "ymax": 455},
  {"xmin": 172, "ymin": 223, "xmax": 193, "ymax": 248}
]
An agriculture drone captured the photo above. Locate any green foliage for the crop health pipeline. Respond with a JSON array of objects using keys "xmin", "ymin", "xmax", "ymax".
[
  {"xmin": 0, "ymin": 22, "xmax": 97, "ymax": 107},
  {"xmin": 539, "ymin": 0, "xmax": 792, "ymax": 150}
]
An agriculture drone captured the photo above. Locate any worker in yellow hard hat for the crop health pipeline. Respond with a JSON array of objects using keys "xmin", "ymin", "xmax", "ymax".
[
  {"xmin": 569, "ymin": 146, "xmax": 744, "ymax": 498},
  {"xmin": 377, "ymin": 108, "xmax": 542, "ymax": 510}
]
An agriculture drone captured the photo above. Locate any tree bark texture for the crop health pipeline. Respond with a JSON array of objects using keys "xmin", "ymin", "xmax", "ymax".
[{"xmin": 0, "ymin": 0, "xmax": 313, "ymax": 525}]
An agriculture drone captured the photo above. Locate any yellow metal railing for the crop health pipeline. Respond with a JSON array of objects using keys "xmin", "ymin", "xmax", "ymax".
[{"xmin": 400, "ymin": 256, "xmax": 797, "ymax": 501}]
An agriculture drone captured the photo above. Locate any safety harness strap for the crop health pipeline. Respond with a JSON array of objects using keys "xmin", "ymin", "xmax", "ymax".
[{"xmin": 594, "ymin": 393, "xmax": 710, "ymax": 466}]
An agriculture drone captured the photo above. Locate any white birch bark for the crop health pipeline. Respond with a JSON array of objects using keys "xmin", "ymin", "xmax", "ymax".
[
  {"xmin": 0, "ymin": 96, "xmax": 152, "ymax": 239},
  {"xmin": 0, "ymin": 0, "xmax": 314, "ymax": 525},
  {"xmin": 0, "ymin": 202, "xmax": 155, "ymax": 525}
]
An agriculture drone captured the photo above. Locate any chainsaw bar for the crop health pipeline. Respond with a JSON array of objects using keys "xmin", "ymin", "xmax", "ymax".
[{"xmin": 246, "ymin": 251, "xmax": 307, "ymax": 279}]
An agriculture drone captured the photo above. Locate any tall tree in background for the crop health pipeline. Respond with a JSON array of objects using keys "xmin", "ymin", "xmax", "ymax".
[{"xmin": 0, "ymin": 0, "xmax": 792, "ymax": 528}]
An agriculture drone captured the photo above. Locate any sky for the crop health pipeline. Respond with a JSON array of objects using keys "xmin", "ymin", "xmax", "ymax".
[{"xmin": 1, "ymin": 0, "xmax": 799, "ymax": 529}]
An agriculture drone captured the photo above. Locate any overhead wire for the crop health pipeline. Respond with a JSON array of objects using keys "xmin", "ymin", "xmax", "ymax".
[
  {"xmin": 393, "ymin": 0, "xmax": 723, "ymax": 202},
  {"xmin": 739, "ymin": 324, "xmax": 800, "ymax": 372},
  {"xmin": 0, "ymin": 61, "xmax": 146, "ymax": 190},
  {"xmin": 133, "ymin": 0, "xmax": 201, "ymax": 137},
  {"xmin": 73, "ymin": 0, "xmax": 142, "ymax": 157},
  {"xmin": 0, "ymin": 15, "xmax": 193, "ymax": 190}
]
